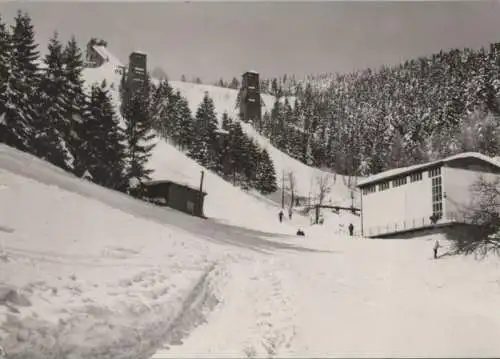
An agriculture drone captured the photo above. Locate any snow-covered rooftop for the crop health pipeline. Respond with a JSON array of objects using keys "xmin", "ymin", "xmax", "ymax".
[
  {"xmin": 131, "ymin": 50, "xmax": 148, "ymax": 56},
  {"xmin": 242, "ymin": 70, "xmax": 259, "ymax": 75},
  {"xmin": 358, "ymin": 152, "xmax": 500, "ymax": 187},
  {"xmin": 92, "ymin": 45, "xmax": 123, "ymax": 68},
  {"xmin": 143, "ymin": 179, "xmax": 206, "ymax": 194}
]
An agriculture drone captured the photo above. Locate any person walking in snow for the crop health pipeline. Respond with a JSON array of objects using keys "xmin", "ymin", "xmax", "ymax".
[
  {"xmin": 348, "ymin": 223, "xmax": 354, "ymax": 236},
  {"xmin": 288, "ymin": 208, "xmax": 293, "ymax": 220},
  {"xmin": 433, "ymin": 239, "xmax": 441, "ymax": 259},
  {"xmin": 279, "ymin": 210, "xmax": 284, "ymax": 223}
]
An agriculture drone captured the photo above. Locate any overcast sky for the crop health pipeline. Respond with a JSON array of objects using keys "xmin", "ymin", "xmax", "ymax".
[{"xmin": 1, "ymin": 1, "xmax": 500, "ymax": 82}]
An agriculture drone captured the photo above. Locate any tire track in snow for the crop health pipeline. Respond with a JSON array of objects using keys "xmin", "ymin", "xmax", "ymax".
[{"xmin": 156, "ymin": 255, "xmax": 298, "ymax": 358}]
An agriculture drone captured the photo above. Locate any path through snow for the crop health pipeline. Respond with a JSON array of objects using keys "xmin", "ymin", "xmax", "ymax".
[{"xmin": 153, "ymin": 237, "xmax": 500, "ymax": 358}]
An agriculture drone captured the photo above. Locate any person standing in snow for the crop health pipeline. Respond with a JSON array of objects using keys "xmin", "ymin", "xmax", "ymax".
[
  {"xmin": 348, "ymin": 223, "xmax": 354, "ymax": 236},
  {"xmin": 433, "ymin": 239, "xmax": 441, "ymax": 259},
  {"xmin": 288, "ymin": 208, "xmax": 293, "ymax": 220},
  {"xmin": 279, "ymin": 210, "xmax": 284, "ymax": 223}
]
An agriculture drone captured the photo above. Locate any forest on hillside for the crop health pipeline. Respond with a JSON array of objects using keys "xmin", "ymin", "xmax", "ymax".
[
  {"xmin": 0, "ymin": 10, "xmax": 278, "ymax": 198},
  {"xmin": 229, "ymin": 44, "xmax": 500, "ymax": 177}
]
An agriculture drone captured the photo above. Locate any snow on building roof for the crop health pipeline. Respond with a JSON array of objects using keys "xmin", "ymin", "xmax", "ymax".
[
  {"xmin": 131, "ymin": 50, "xmax": 148, "ymax": 56},
  {"xmin": 142, "ymin": 179, "xmax": 206, "ymax": 195},
  {"xmin": 242, "ymin": 70, "xmax": 259, "ymax": 75},
  {"xmin": 92, "ymin": 45, "xmax": 123, "ymax": 68},
  {"xmin": 357, "ymin": 152, "xmax": 500, "ymax": 188}
]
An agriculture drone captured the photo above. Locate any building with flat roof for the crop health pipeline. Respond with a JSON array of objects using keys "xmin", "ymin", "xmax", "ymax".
[{"xmin": 357, "ymin": 152, "xmax": 500, "ymax": 239}]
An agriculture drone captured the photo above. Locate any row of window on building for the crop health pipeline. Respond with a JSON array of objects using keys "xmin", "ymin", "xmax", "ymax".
[{"xmin": 361, "ymin": 167, "xmax": 441, "ymax": 195}]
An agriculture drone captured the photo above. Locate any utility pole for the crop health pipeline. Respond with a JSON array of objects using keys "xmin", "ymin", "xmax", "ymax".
[{"xmin": 198, "ymin": 170, "xmax": 205, "ymax": 216}]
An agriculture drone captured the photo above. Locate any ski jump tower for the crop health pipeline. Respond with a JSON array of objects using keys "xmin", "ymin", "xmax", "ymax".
[
  {"xmin": 239, "ymin": 71, "xmax": 261, "ymax": 127},
  {"xmin": 127, "ymin": 51, "xmax": 148, "ymax": 94}
]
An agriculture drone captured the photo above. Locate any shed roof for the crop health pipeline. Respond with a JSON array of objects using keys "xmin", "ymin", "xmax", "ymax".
[
  {"xmin": 242, "ymin": 70, "xmax": 259, "ymax": 75},
  {"xmin": 142, "ymin": 179, "xmax": 207, "ymax": 196},
  {"xmin": 357, "ymin": 152, "xmax": 500, "ymax": 188}
]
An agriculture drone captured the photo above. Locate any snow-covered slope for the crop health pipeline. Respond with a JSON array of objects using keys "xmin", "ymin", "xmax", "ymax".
[
  {"xmin": 3, "ymin": 144, "xmax": 500, "ymax": 359},
  {"xmin": 0, "ymin": 143, "xmax": 318, "ymax": 358},
  {"xmin": 82, "ymin": 56, "xmax": 357, "ymax": 230},
  {"xmin": 0, "ymin": 144, "xmax": 219, "ymax": 358},
  {"xmin": 167, "ymin": 80, "xmax": 358, "ymax": 205}
]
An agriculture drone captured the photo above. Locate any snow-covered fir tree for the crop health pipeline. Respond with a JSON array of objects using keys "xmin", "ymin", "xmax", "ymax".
[
  {"xmin": 0, "ymin": 14, "xmax": 11, "ymax": 144},
  {"xmin": 62, "ymin": 36, "xmax": 87, "ymax": 175},
  {"xmin": 84, "ymin": 81, "xmax": 127, "ymax": 190},
  {"xmin": 189, "ymin": 92, "xmax": 219, "ymax": 170},
  {"xmin": 119, "ymin": 72, "xmax": 155, "ymax": 193},
  {"xmin": 256, "ymin": 147, "xmax": 278, "ymax": 195},
  {"xmin": 149, "ymin": 78, "xmax": 173, "ymax": 137},
  {"xmin": 1, "ymin": 11, "xmax": 39, "ymax": 153},
  {"xmin": 175, "ymin": 94, "xmax": 194, "ymax": 151},
  {"xmin": 33, "ymin": 31, "xmax": 71, "ymax": 170}
]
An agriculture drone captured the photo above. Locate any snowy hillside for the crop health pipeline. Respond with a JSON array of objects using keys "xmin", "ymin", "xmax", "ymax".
[
  {"xmin": 82, "ymin": 57, "xmax": 358, "ymax": 225},
  {"xmin": 2, "ymin": 144, "xmax": 500, "ymax": 359},
  {"xmin": 167, "ymin": 80, "xmax": 358, "ymax": 204},
  {"xmin": 0, "ymin": 144, "xmax": 313, "ymax": 358}
]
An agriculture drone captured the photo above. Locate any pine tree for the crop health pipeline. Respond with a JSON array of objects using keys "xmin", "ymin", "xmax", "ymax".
[
  {"xmin": 85, "ymin": 81, "xmax": 127, "ymax": 190},
  {"xmin": 226, "ymin": 120, "xmax": 247, "ymax": 184},
  {"xmin": 229, "ymin": 77, "xmax": 239, "ymax": 89},
  {"xmin": 256, "ymin": 147, "xmax": 278, "ymax": 194},
  {"xmin": 63, "ymin": 36, "xmax": 87, "ymax": 175},
  {"xmin": 175, "ymin": 95, "xmax": 194, "ymax": 151},
  {"xmin": 189, "ymin": 92, "xmax": 219, "ymax": 169},
  {"xmin": 120, "ymin": 72, "xmax": 156, "ymax": 193},
  {"xmin": 149, "ymin": 79, "xmax": 173, "ymax": 137},
  {"xmin": 270, "ymin": 98, "xmax": 284, "ymax": 146},
  {"xmin": 1, "ymin": 11, "xmax": 39, "ymax": 153},
  {"xmin": 0, "ymin": 14, "xmax": 11, "ymax": 144},
  {"xmin": 34, "ymin": 31, "xmax": 71, "ymax": 170},
  {"xmin": 243, "ymin": 139, "xmax": 260, "ymax": 188}
]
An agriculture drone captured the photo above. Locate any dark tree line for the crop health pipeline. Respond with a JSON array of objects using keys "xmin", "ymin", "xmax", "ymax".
[
  {"xmin": 0, "ymin": 9, "xmax": 278, "ymax": 198},
  {"xmin": 238, "ymin": 43, "xmax": 500, "ymax": 177},
  {"xmin": 149, "ymin": 80, "xmax": 278, "ymax": 195},
  {"xmin": 0, "ymin": 10, "xmax": 153, "ymax": 196}
]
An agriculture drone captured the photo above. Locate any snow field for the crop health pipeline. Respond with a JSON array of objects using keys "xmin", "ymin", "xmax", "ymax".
[
  {"xmin": 154, "ymin": 235, "xmax": 500, "ymax": 358},
  {"xmin": 0, "ymin": 150, "xmax": 230, "ymax": 358},
  {"xmin": 2, "ymin": 50, "xmax": 498, "ymax": 359}
]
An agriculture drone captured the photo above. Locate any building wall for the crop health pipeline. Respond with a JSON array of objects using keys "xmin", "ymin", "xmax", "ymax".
[
  {"xmin": 443, "ymin": 164, "xmax": 500, "ymax": 221},
  {"xmin": 240, "ymin": 72, "xmax": 261, "ymax": 125},
  {"xmin": 362, "ymin": 169, "xmax": 436, "ymax": 236}
]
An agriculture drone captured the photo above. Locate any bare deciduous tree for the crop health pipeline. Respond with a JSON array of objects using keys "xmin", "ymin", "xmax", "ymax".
[
  {"xmin": 287, "ymin": 170, "xmax": 296, "ymax": 210},
  {"xmin": 313, "ymin": 174, "xmax": 332, "ymax": 224},
  {"xmin": 316, "ymin": 174, "xmax": 331, "ymax": 206},
  {"xmin": 448, "ymin": 175, "xmax": 500, "ymax": 258}
]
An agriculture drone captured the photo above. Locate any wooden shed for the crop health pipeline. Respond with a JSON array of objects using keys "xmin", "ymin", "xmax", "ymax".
[{"xmin": 141, "ymin": 180, "xmax": 207, "ymax": 218}]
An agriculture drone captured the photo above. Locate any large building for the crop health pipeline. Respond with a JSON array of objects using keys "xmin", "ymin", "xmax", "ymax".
[
  {"xmin": 239, "ymin": 71, "xmax": 261, "ymax": 126},
  {"xmin": 127, "ymin": 51, "xmax": 148, "ymax": 94},
  {"xmin": 357, "ymin": 152, "xmax": 500, "ymax": 239}
]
